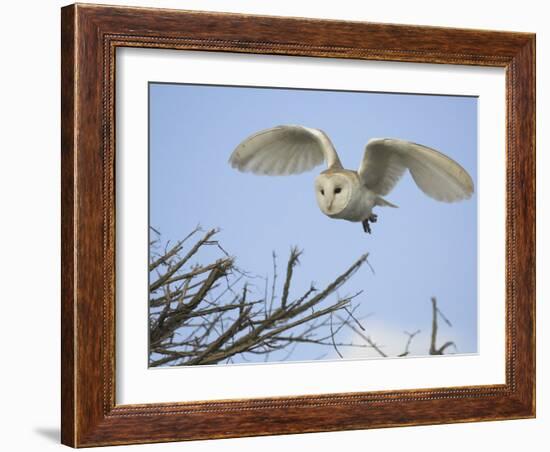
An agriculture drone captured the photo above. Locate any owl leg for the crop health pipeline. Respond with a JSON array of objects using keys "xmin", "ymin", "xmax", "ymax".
[
  {"xmin": 362, "ymin": 219, "xmax": 372, "ymax": 234},
  {"xmin": 362, "ymin": 214, "xmax": 378, "ymax": 234}
]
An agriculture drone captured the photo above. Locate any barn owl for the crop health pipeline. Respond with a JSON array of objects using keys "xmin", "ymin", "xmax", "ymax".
[{"xmin": 229, "ymin": 125, "xmax": 474, "ymax": 234}]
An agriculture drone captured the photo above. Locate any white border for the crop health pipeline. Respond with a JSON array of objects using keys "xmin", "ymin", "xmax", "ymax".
[{"xmin": 116, "ymin": 48, "xmax": 506, "ymax": 404}]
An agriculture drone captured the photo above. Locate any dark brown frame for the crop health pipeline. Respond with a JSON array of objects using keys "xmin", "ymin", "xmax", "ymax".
[{"xmin": 61, "ymin": 3, "xmax": 536, "ymax": 447}]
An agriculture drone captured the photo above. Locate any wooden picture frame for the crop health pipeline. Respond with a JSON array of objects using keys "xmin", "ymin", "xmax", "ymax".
[{"xmin": 61, "ymin": 3, "xmax": 535, "ymax": 447}]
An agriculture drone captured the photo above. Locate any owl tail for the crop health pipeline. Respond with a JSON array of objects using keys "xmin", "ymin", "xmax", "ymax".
[{"xmin": 375, "ymin": 196, "xmax": 398, "ymax": 208}]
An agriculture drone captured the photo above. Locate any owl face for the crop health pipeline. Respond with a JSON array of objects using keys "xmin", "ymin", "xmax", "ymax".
[{"xmin": 314, "ymin": 172, "xmax": 353, "ymax": 217}]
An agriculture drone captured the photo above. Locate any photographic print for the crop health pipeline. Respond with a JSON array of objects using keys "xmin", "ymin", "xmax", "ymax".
[
  {"xmin": 148, "ymin": 83, "xmax": 478, "ymax": 367},
  {"xmin": 61, "ymin": 5, "xmax": 535, "ymax": 444}
]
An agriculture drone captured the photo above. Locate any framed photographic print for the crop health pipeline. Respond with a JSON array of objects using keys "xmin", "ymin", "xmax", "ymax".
[{"xmin": 61, "ymin": 3, "xmax": 535, "ymax": 447}]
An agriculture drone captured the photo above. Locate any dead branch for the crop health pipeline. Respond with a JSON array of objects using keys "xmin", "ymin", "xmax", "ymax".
[
  {"xmin": 398, "ymin": 330, "xmax": 421, "ymax": 357},
  {"xmin": 338, "ymin": 297, "xmax": 455, "ymax": 358},
  {"xmin": 149, "ymin": 228, "xmax": 370, "ymax": 367},
  {"xmin": 429, "ymin": 297, "xmax": 456, "ymax": 355},
  {"xmin": 149, "ymin": 228, "xmax": 458, "ymax": 367}
]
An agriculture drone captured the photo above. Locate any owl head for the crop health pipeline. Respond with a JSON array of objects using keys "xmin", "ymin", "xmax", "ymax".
[{"xmin": 314, "ymin": 171, "xmax": 353, "ymax": 217}]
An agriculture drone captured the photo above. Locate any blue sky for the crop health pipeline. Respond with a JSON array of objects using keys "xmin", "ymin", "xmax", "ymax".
[{"xmin": 149, "ymin": 82, "xmax": 478, "ymax": 364}]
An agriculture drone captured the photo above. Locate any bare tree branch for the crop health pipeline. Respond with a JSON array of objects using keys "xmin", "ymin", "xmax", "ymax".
[
  {"xmin": 149, "ymin": 228, "xmax": 369, "ymax": 367},
  {"xmin": 336, "ymin": 313, "xmax": 387, "ymax": 357},
  {"xmin": 429, "ymin": 297, "xmax": 456, "ymax": 355},
  {"xmin": 398, "ymin": 330, "xmax": 421, "ymax": 357},
  {"xmin": 281, "ymin": 247, "xmax": 301, "ymax": 309},
  {"xmin": 149, "ymin": 229, "xmax": 218, "ymax": 292},
  {"xmin": 148, "ymin": 228, "xmax": 458, "ymax": 367}
]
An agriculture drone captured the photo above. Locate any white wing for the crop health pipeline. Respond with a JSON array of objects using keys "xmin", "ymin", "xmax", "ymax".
[
  {"xmin": 358, "ymin": 138, "xmax": 474, "ymax": 202},
  {"xmin": 229, "ymin": 125, "xmax": 342, "ymax": 176}
]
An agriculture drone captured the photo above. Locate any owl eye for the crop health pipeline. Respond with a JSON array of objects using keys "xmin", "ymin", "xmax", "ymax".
[
  {"xmin": 320, "ymin": 189, "xmax": 325, "ymax": 196},
  {"xmin": 334, "ymin": 187, "xmax": 342, "ymax": 194}
]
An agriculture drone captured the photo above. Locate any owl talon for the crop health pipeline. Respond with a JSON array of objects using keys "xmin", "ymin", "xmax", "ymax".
[{"xmin": 362, "ymin": 219, "xmax": 372, "ymax": 234}]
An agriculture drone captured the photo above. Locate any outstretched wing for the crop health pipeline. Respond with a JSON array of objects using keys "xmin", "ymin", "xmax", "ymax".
[
  {"xmin": 229, "ymin": 125, "xmax": 343, "ymax": 176},
  {"xmin": 358, "ymin": 138, "xmax": 474, "ymax": 202}
]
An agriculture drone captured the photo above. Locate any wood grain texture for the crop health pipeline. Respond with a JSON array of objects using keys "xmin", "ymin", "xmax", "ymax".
[
  {"xmin": 60, "ymin": 3, "xmax": 536, "ymax": 447},
  {"xmin": 60, "ymin": 5, "xmax": 76, "ymax": 446}
]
